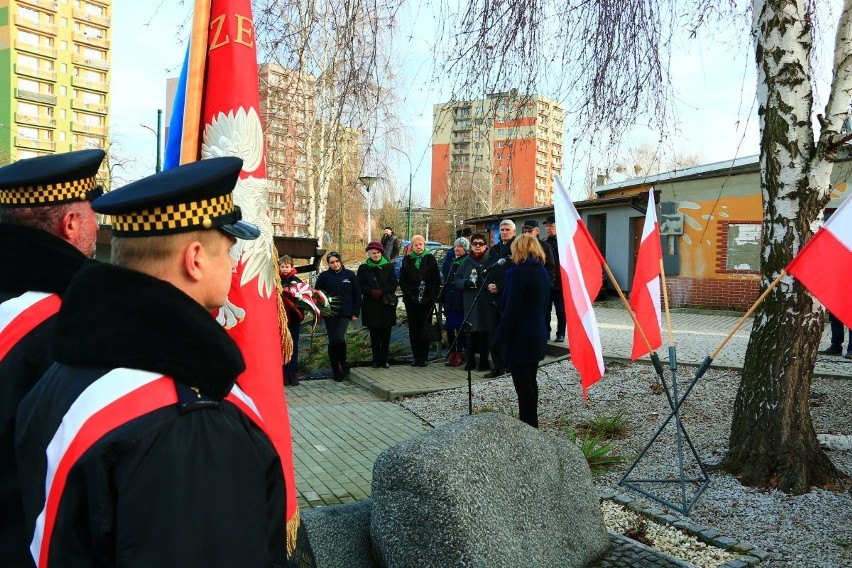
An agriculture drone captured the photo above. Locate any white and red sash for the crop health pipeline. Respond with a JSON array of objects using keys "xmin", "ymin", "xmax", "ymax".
[
  {"xmin": 0, "ymin": 292, "xmax": 61, "ymax": 361},
  {"xmin": 30, "ymin": 369, "xmax": 264, "ymax": 567}
]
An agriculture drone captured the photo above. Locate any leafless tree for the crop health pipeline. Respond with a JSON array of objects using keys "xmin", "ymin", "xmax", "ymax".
[{"xmin": 436, "ymin": 0, "xmax": 849, "ymax": 493}]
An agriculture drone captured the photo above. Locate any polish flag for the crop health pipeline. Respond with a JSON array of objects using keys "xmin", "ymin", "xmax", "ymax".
[
  {"xmin": 787, "ymin": 195, "xmax": 852, "ymax": 327},
  {"xmin": 630, "ymin": 188, "xmax": 663, "ymax": 359},
  {"xmin": 553, "ymin": 174, "xmax": 605, "ymax": 399}
]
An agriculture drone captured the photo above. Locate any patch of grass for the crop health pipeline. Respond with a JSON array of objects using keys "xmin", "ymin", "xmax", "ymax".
[
  {"xmin": 565, "ymin": 427, "xmax": 624, "ymax": 475},
  {"xmin": 577, "ymin": 412, "xmax": 629, "ymax": 439}
]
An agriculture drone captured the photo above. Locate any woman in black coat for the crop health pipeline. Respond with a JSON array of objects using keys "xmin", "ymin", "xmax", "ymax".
[
  {"xmin": 357, "ymin": 240, "xmax": 398, "ymax": 368},
  {"xmin": 442, "ymin": 237, "xmax": 470, "ymax": 366},
  {"xmin": 455, "ymin": 233, "xmax": 491, "ymax": 371},
  {"xmin": 399, "ymin": 235, "xmax": 441, "ymax": 367},
  {"xmin": 493, "ymin": 234, "xmax": 551, "ymax": 428},
  {"xmin": 314, "ymin": 251, "xmax": 361, "ymax": 381}
]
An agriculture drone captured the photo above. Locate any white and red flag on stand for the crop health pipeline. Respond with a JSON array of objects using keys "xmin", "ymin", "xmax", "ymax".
[
  {"xmin": 629, "ymin": 188, "xmax": 663, "ymax": 360},
  {"xmin": 164, "ymin": 0, "xmax": 301, "ymax": 553},
  {"xmin": 787, "ymin": 194, "xmax": 852, "ymax": 327},
  {"xmin": 553, "ymin": 174, "xmax": 606, "ymax": 399}
]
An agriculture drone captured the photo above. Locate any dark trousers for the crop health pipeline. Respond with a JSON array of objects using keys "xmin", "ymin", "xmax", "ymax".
[
  {"xmin": 828, "ymin": 312, "xmax": 852, "ymax": 351},
  {"xmin": 548, "ymin": 288, "xmax": 566, "ymax": 337},
  {"xmin": 368, "ymin": 326, "xmax": 392, "ymax": 365},
  {"xmin": 446, "ymin": 328, "xmax": 466, "ymax": 353},
  {"xmin": 510, "ymin": 364, "xmax": 540, "ymax": 428},
  {"xmin": 284, "ymin": 322, "xmax": 300, "ymax": 381},
  {"xmin": 324, "ymin": 316, "xmax": 350, "ymax": 345},
  {"xmin": 466, "ymin": 331, "xmax": 490, "ymax": 368},
  {"xmin": 406, "ymin": 302, "xmax": 431, "ymax": 362}
]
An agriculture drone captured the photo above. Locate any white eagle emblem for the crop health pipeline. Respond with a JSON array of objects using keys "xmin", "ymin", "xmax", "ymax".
[{"xmin": 201, "ymin": 106, "xmax": 277, "ymax": 329}]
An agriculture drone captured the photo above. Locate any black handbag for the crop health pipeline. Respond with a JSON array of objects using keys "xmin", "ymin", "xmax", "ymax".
[{"xmin": 382, "ymin": 292, "xmax": 399, "ymax": 307}]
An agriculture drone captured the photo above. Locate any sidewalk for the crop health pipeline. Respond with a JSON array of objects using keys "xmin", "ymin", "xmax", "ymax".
[{"xmin": 287, "ymin": 305, "xmax": 847, "ymax": 511}]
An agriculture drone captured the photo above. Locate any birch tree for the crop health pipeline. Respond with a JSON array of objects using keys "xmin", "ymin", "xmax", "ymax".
[
  {"xmin": 437, "ymin": 0, "xmax": 849, "ymax": 493},
  {"xmin": 254, "ymin": 0, "xmax": 403, "ymax": 245}
]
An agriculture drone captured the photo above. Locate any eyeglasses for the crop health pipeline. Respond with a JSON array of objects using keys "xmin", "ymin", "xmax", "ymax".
[
  {"xmin": 471, "ymin": 242, "xmax": 486, "ymax": 246},
  {"xmin": 522, "ymin": 228, "xmax": 535, "ymax": 233}
]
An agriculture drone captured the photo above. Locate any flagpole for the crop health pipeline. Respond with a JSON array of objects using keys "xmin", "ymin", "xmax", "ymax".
[
  {"xmin": 659, "ymin": 259, "xmax": 675, "ymax": 347},
  {"xmin": 710, "ymin": 270, "xmax": 786, "ymax": 360},
  {"xmin": 180, "ymin": 0, "xmax": 211, "ymax": 165},
  {"xmin": 601, "ymin": 261, "xmax": 656, "ymax": 358}
]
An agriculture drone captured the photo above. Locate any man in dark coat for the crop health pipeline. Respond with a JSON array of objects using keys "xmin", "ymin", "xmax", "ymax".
[
  {"xmin": 15, "ymin": 158, "xmax": 305, "ymax": 567},
  {"xmin": 482, "ymin": 219, "xmax": 516, "ymax": 377},
  {"xmin": 543, "ymin": 215, "xmax": 566, "ymax": 342},
  {"xmin": 0, "ymin": 149, "xmax": 105, "ymax": 568},
  {"xmin": 380, "ymin": 226, "xmax": 401, "ymax": 261}
]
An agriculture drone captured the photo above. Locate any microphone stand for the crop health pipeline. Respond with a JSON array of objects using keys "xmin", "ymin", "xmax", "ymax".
[{"xmin": 450, "ymin": 264, "xmax": 501, "ymax": 415}]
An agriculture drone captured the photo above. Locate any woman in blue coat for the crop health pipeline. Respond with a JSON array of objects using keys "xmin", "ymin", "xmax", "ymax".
[{"xmin": 493, "ymin": 234, "xmax": 551, "ymax": 428}]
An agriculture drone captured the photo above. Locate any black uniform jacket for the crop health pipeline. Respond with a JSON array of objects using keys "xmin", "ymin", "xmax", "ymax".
[
  {"xmin": 15, "ymin": 263, "xmax": 288, "ymax": 568},
  {"xmin": 0, "ymin": 224, "xmax": 91, "ymax": 568}
]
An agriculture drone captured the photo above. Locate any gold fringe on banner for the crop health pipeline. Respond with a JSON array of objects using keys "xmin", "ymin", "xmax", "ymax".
[{"xmin": 272, "ymin": 245, "xmax": 294, "ymax": 365}]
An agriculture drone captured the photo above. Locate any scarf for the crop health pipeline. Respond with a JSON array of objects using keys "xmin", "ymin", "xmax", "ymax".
[
  {"xmin": 453, "ymin": 253, "xmax": 467, "ymax": 265},
  {"xmin": 471, "ymin": 250, "xmax": 486, "ymax": 262},
  {"xmin": 408, "ymin": 249, "xmax": 427, "ymax": 269},
  {"xmin": 280, "ymin": 268, "xmax": 297, "ymax": 279},
  {"xmin": 364, "ymin": 256, "xmax": 389, "ymax": 268}
]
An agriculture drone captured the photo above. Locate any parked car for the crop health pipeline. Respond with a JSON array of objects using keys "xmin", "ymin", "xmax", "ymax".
[{"xmin": 392, "ymin": 240, "xmax": 446, "ymax": 278}]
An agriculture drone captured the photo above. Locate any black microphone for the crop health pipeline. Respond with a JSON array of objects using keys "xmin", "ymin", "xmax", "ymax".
[{"xmin": 482, "ymin": 257, "xmax": 509, "ymax": 272}]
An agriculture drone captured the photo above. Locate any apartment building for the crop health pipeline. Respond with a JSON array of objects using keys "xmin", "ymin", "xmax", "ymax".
[
  {"xmin": 0, "ymin": 0, "xmax": 111, "ymax": 164},
  {"xmin": 431, "ymin": 91, "xmax": 564, "ymax": 216}
]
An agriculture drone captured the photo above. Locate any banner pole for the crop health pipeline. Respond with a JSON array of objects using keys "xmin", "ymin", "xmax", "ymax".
[
  {"xmin": 180, "ymin": 0, "xmax": 211, "ymax": 165},
  {"xmin": 710, "ymin": 270, "xmax": 786, "ymax": 360}
]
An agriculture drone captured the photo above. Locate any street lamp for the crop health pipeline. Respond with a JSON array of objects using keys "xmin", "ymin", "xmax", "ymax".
[
  {"xmin": 359, "ymin": 175, "xmax": 379, "ymax": 242},
  {"xmin": 140, "ymin": 109, "xmax": 163, "ymax": 173},
  {"xmin": 391, "ymin": 146, "xmax": 413, "ymax": 240}
]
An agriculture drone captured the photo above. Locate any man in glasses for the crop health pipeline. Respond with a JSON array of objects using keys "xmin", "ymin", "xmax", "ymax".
[{"xmin": 521, "ymin": 219, "xmax": 556, "ymax": 332}]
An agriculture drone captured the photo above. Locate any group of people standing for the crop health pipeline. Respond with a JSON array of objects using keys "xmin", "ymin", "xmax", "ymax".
[{"xmin": 309, "ymin": 218, "xmax": 566, "ymax": 430}]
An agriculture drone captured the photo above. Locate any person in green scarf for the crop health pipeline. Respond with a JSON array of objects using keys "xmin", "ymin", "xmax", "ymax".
[
  {"xmin": 357, "ymin": 240, "xmax": 398, "ymax": 368},
  {"xmin": 399, "ymin": 235, "xmax": 441, "ymax": 367}
]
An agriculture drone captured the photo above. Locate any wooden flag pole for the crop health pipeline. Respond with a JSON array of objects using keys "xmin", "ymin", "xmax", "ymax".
[
  {"xmin": 601, "ymin": 261, "xmax": 656, "ymax": 357},
  {"xmin": 180, "ymin": 0, "xmax": 211, "ymax": 165},
  {"xmin": 710, "ymin": 270, "xmax": 786, "ymax": 360}
]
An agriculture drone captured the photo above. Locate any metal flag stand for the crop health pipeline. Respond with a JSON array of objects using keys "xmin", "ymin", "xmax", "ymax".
[{"xmin": 617, "ymin": 266, "xmax": 786, "ymax": 514}]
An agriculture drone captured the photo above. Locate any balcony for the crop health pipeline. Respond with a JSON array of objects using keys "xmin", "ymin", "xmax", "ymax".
[
  {"xmin": 19, "ymin": 0, "xmax": 58, "ymax": 11},
  {"xmin": 71, "ymin": 122, "xmax": 107, "ymax": 136},
  {"xmin": 15, "ymin": 40, "xmax": 57, "ymax": 59},
  {"xmin": 16, "ymin": 136, "xmax": 55, "ymax": 151},
  {"xmin": 73, "ymin": 31, "xmax": 110, "ymax": 50},
  {"xmin": 71, "ymin": 75, "xmax": 108, "ymax": 92},
  {"xmin": 15, "ymin": 113, "xmax": 56, "ymax": 128},
  {"xmin": 71, "ymin": 99, "xmax": 107, "ymax": 114},
  {"xmin": 72, "ymin": 8, "xmax": 110, "ymax": 27},
  {"xmin": 16, "ymin": 88, "xmax": 57, "ymax": 105},
  {"xmin": 72, "ymin": 54, "xmax": 110, "ymax": 71},
  {"xmin": 15, "ymin": 64, "xmax": 57, "ymax": 82},
  {"xmin": 15, "ymin": 15, "xmax": 58, "ymax": 35}
]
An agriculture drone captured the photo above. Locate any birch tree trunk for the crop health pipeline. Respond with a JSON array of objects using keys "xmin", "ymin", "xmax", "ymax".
[{"xmin": 726, "ymin": 0, "xmax": 849, "ymax": 493}]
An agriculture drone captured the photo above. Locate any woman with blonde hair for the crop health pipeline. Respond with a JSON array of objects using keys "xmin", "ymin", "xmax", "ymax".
[
  {"xmin": 493, "ymin": 234, "xmax": 551, "ymax": 428},
  {"xmin": 399, "ymin": 235, "xmax": 440, "ymax": 366}
]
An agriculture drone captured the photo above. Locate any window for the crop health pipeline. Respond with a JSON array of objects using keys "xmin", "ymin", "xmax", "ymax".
[{"xmin": 723, "ymin": 223, "xmax": 761, "ymax": 271}]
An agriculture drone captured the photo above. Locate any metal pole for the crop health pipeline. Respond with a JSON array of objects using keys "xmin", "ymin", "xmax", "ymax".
[
  {"xmin": 155, "ymin": 109, "xmax": 162, "ymax": 173},
  {"xmin": 359, "ymin": 176, "xmax": 379, "ymax": 244},
  {"xmin": 407, "ymin": 167, "xmax": 413, "ymax": 239}
]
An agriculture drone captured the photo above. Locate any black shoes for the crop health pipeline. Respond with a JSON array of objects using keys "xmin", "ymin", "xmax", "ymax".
[
  {"xmin": 381, "ymin": 362, "xmax": 390, "ymax": 369},
  {"xmin": 555, "ymin": 334, "xmax": 565, "ymax": 342},
  {"xmin": 483, "ymin": 368, "xmax": 504, "ymax": 378},
  {"xmin": 819, "ymin": 347, "xmax": 842, "ymax": 355}
]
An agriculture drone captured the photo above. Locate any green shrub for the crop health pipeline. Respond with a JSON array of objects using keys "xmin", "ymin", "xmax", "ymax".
[
  {"xmin": 565, "ymin": 427, "xmax": 624, "ymax": 474},
  {"xmin": 577, "ymin": 412, "xmax": 629, "ymax": 439}
]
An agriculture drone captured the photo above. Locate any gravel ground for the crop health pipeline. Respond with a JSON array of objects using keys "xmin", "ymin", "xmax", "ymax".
[{"xmin": 397, "ymin": 360, "xmax": 852, "ymax": 567}]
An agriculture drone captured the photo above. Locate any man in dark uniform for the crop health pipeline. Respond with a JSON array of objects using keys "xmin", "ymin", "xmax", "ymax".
[
  {"xmin": 543, "ymin": 215, "xmax": 566, "ymax": 341},
  {"xmin": 0, "ymin": 149, "xmax": 105, "ymax": 568},
  {"xmin": 482, "ymin": 219, "xmax": 516, "ymax": 378},
  {"xmin": 380, "ymin": 226, "xmax": 401, "ymax": 261},
  {"xmin": 15, "ymin": 158, "xmax": 302, "ymax": 567}
]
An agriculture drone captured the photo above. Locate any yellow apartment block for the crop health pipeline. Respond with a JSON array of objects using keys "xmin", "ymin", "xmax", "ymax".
[{"xmin": 0, "ymin": 0, "xmax": 111, "ymax": 166}]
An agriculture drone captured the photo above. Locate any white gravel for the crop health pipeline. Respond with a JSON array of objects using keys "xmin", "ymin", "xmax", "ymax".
[{"xmin": 397, "ymin": 360, "xmax": 852, "ymax": 567}]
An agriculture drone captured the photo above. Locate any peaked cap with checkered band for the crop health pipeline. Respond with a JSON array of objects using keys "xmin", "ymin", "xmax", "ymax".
[
  {"xmin": 92, "ymin": 157, "xmax": 259, "ymax": 240},
  {"xmin": 0, "ymin": 149, "xmax": 105, "ymax": 208}
]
